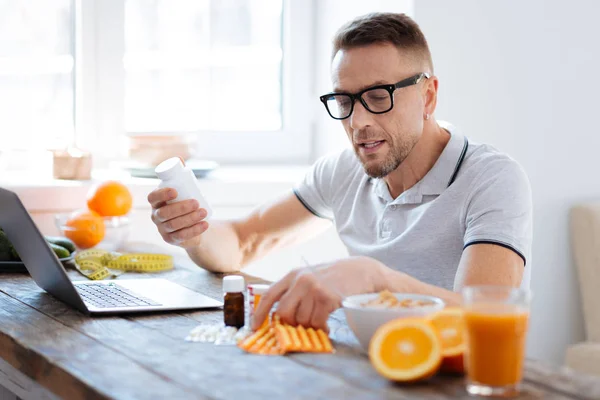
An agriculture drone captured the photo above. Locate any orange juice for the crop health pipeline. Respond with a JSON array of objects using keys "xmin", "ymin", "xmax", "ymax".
[{"xmin": 464, "ymin": 305, "xmax": 529, "ymax": 387}]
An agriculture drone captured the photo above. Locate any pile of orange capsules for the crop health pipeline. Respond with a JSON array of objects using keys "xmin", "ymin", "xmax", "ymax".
[{"xmin": 238, "ymin": 315, "xmax": 334, "ymax": 355}]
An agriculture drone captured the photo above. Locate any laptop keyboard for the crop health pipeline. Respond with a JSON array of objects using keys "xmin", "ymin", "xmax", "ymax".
[{"xmin": 76, "ymin": 283, "xmax": 161, "ymax": 308}]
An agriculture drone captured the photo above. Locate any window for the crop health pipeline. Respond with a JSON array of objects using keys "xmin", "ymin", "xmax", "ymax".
[
  {"xmin": 110, "ymin": 0, "xmax": 313, "ymax": 163},
  {"xmin": 0, "ymin": 0, "xmax": 75, "ymax": 151},
  {"xmin": 0, "ymin": 0, "xmax": 314, "ymax": 169},
  {"xmin": 124, "ymin": 0, "xmax": 283, "ymax": 133}
]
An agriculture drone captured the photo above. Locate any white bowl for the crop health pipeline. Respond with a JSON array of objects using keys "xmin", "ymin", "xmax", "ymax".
[{"xmin": 342, "ymin": 293, "xmax": 445, "ymax": 352}]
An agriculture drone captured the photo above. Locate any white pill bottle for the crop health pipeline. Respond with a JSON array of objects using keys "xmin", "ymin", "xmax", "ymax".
[{"xmin": 154, "ymin": 157, "xmax": 213, "ymax": 219}]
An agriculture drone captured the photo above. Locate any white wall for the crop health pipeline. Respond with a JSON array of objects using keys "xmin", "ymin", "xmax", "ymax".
[{"xmin": 413, "ymin": 0, "xmax": 600, "ymax": 364}]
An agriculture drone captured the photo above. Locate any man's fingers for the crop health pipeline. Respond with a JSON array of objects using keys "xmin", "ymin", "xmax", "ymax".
[
  {"xmin": 148, "ymin": 188, "xmax": 177, "ymax": 208},
  {"xmin": 153, "ymin": 199, "xmax": 199, "ymax": 222},
  {"xmin": 250, "ymin": 268, "xmax": 340, "ymax": 332},
  {"xmin": 251, "ymin": 272, "xmax": 295, "ymax": 330},
  {"xmin": 275, "ymin": 289, "xmax": 303, "ymax": 327},
  {"xmin": 275, "ymin": 272, "xmax": 315, "ymax": 326},
  {"xmin": 161, "ymin": 209, "xmax": 208, "ymax": 233},
  {"xmin": 310, "ymin": 298, "xmax": 333, "ymax": 332},
  {"xmin": 294, "ymin": 295, "xmax": 315, "ymax": 327}
]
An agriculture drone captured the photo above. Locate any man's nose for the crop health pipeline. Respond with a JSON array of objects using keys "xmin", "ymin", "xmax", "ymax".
[{"xmin": 349, "ymin": 100, "xmax": 374, "ymax": 131}]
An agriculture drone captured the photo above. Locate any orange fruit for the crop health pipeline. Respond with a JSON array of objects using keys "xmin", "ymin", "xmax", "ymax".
[
  {"xmin": 64, "ymin": 210, "xmax": 105, "ymax": 249},
  {"xmin": 369, "ymin": 318, "xmax": 442, "ymax": 382},
  {"xmin": 429, "ymin": 308, "xmax": 466, "ymax": 374},
  {"xmin": 87, "ymin": 181, "xmax": 133, "ymax": 217}
]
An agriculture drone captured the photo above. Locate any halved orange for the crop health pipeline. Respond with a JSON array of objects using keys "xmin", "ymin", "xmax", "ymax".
[
  {"xmin": 429, "ymin": 308, "xmax": 465, "ymax": 374},
  {"xmin": 368, "ymin": 318, "xmax": 442, "ymax": 382}
]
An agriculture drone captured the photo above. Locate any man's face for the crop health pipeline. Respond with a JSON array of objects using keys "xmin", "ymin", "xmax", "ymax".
[{"xmin": 331, "ymin": 43, "xmax": 427, "ymax": 178}]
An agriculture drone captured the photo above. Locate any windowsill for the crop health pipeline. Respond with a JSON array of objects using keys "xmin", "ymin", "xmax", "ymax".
[{"xmin": 0, "ymin": 165, "xmax": 309, "ymax": 211}]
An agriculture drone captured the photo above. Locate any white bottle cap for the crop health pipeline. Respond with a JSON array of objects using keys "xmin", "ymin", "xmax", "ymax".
[
  {"xmin": 155, "ymin": 157, "xmax": 185, "ymax": 180},
  {"xmin": 223, "ymin": 275, "xmax": 245, "ymax": 293},
  {"xmin": 248, "ymin": 284, "xmax": 270, "ymax": 295}
]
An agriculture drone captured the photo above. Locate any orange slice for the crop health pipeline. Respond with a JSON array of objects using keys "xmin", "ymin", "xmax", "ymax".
[
  {"xmin": 429, "ymin": 308, "xmax": 465, "ymax": 374},
  {"xmin": 369, "ymin": 318, "xmax": 442, "ymax": 382}
]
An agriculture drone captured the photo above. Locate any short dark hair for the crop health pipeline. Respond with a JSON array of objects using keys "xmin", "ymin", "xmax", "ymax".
[{"xmin": 332, "ymin": 12, "xmax": 433, "ymax": 72}]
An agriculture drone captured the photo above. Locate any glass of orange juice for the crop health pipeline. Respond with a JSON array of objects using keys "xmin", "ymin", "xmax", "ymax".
[{"xmin": 462, "ymin": 285, "xmax": 532, "ymax": 397}]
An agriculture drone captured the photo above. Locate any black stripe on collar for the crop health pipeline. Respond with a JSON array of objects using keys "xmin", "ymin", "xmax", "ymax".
[{"xmin": 447, "ymin": 136, "xmax": 469, "ymax": 187}]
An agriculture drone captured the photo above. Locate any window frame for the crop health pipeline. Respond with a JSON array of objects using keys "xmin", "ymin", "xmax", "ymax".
[{"xmin": 76, "ymin": 0, "xmax": 315, "ymax": 165}]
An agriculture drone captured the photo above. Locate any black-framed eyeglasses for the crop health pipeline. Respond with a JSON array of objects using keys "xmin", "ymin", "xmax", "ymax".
[{"xmin": 319, "ymin": 72, "xmax": 430, "ymax": 120}]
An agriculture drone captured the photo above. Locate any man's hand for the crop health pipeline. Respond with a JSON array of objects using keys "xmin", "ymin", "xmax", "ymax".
[
  {"xmin": 251, "ymin": 256, "xmax": 387, "ymax": 331},
  {"xmin": 148, "ymin": 188, "xmax": 210, "ymax": 249}
]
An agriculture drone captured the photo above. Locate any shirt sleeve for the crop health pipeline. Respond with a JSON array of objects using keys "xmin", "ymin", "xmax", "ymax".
[
  {"xmin": 463, "ymin": 159, "xmax": 533, "ymax": 265},
  {"xmin": 293, "ymin": 151, "xmax": 343, "ymax": 220}
]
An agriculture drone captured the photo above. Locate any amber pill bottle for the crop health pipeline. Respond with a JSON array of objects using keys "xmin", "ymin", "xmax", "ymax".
[{"xmin": 223, "ymin": 275, "xmax": 245, "ymax": 328}]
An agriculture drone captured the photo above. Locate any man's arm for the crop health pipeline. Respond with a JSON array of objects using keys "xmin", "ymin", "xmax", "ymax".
[
  {"xmin": 252, "ymin": 243, "xmax": 524, "ymax": 330},
  {"xmin": 380, "ymin": 243, "xmax": 525, "ymax": 306},
  {"xmin": 149, "ymin": 188, "xmax": 331, "ymax": 273},
  {"xmin": 187, "ymin": 193, "xmax": 331, "ymax": 272}
]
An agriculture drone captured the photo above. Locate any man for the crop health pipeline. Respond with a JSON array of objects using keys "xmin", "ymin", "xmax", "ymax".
[{"xmin": 147, "ymin": 13, "xmax": 532, "ymax": 331}]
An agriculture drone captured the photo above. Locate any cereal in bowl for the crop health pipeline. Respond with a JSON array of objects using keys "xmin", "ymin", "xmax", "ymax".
[{"xmin": 362, "ymin": 290, "xmax": 436, "ymax": 308}]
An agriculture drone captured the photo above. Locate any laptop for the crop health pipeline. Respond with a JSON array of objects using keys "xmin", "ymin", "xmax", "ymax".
[{"xmin": 0, "ymin": 187, "xmax": 223, "ymax": 314}]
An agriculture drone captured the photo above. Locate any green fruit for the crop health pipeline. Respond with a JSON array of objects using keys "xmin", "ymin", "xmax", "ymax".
[
  {"xmin": 49, "ymin": 243, "xmax": 70, "ymax": 259},
  {"xmin": 10, "ymin": 245, "xmax": 20, "ymax": 261},
  {"xmin": 0, "ymin": 229, "xmax": 12, "ymax": 261},
  {"xmin": 45, "ymin": 236, "xmax": 76, "ymax": 254}
]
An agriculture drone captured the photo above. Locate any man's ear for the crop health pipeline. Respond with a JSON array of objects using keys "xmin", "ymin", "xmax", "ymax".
[{"xmin": 423, "ymin": 75, "xmax": 439, "ymax": 117}]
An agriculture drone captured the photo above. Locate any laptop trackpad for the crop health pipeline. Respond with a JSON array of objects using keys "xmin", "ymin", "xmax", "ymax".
[{"xmin": 115, "ymin": 279, "xmax": 223, "ymax": 308}]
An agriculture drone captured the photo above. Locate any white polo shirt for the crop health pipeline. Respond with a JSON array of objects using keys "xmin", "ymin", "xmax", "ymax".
[{"xmin": 294, "ymin": 121, "xmax": 533, "ymax": 291}]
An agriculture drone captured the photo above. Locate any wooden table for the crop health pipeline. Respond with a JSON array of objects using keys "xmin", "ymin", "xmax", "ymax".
[{"xmin": 1, "ymin": 257, "xmax": 599, "ymax": 400}]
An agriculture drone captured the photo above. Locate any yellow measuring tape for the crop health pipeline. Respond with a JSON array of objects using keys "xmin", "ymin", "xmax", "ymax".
[{"xmin": 74, "ymin": 249, "xmax": 174, "ymax": 280}]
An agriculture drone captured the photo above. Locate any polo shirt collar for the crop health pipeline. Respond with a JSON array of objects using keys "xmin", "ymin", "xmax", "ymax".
[{"xmin": 373, "ymin": 121, "xmax": 469, "ymax": 204}]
